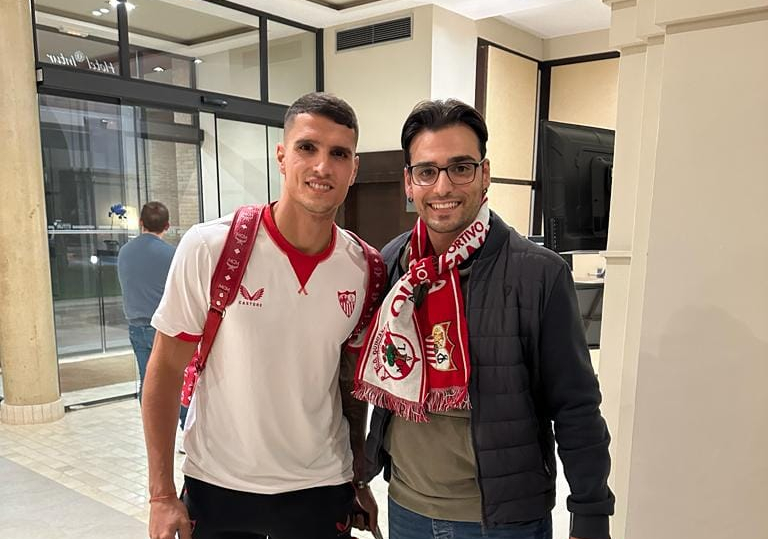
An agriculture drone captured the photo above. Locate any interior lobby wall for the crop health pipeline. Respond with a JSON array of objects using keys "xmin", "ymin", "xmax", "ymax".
[
  {"xmin": 544, "ymin": 29, "xmax": 612, "ymax": 60},
  {"xmin": 624, "ymin": 12, "xmax": 768, "ymax": 539},
  {"xmin": 549, "ymin": 57, "xmax": 619, "ymax": 129},
  {"xmin": 484, "ymin": 46, "xmax": 538, "ymax": 234},
  {"xmin": 599, "ymin": 1, "xmax": 768, "ymax": 537},
  {"xmin": 476, "ymin": 17, "xmax": 543, "ymax": 60},
  {"xmin": 324, "ymin": 6, "xmax": 434, "ymax": 153},
  {"xmin": 430, "ymin": 5, "xmax": 476, "ymax": 104}
]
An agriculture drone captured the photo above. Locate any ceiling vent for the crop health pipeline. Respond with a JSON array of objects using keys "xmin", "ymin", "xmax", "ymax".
[{"xmin": 336, "ymin": 16, "xmax": 412, "ymax": 52}]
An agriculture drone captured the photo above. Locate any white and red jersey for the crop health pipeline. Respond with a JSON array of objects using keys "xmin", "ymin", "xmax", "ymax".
[{"xmin": 152, "ymin": 206, "xmax": 368, "ymax": 494}]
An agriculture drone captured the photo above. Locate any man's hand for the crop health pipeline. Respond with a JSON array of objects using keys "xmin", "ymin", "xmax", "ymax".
[
  {"xmin": 352, "ymin": 484, "xmax": 378, "ymax": 532},
  {"xmin": 148, "ymin": 497, "xmax": 192, "ymax": 539}
]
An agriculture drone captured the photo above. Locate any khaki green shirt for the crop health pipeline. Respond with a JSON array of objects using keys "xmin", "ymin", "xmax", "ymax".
[
  {"xmin": 385, "ymin": 249, "xmax": 481, "ymax": 521},
  {"xmin": 385, "ymin": 408, "xmax": 482, "ymax": 521}
]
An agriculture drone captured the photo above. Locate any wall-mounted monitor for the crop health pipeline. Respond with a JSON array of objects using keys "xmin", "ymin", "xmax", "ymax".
[{"xmin": 538, "ymin": 120, "xmax": 615, "ymax": 252}]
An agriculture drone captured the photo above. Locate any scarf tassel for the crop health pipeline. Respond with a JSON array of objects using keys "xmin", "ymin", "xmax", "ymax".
[
  {"xmin": 353, "ymin": 380, "xmax": 428, "ymax": 423},
  {"xmin": 425, "ymin": 386, "xmax": 471, "ymax": 413},
  {"xmin": 353, "ymin": 381, "xmax": 471, "ymax": 423}
]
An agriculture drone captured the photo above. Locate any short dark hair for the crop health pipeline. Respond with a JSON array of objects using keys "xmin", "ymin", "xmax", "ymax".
[
  {"xmin": 401, "ymin": 99, "xmax": 488, "ymax": 164},
  {"xmin": 284, "ymin": 92, "xmax": 359, "ymax": 144},
  {"xmin": 140, "ymin": 201, "xmax": 169, "ymax": 233}
]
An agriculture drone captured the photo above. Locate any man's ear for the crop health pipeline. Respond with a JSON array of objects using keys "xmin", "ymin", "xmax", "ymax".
[
  {"xmin": 403, "ymin": 167, "xmax": 413, "ymax": 200},
  {"xmin": 481, "ymin": 158, "xmax": 491, "ymax": 191},
  {"xmin": 276, "ymin": 143, "xmax": 286, "ymax": 175},
  {"xmin": 164, "ymin": 222, "xmax": 170, "ymax": 232}
]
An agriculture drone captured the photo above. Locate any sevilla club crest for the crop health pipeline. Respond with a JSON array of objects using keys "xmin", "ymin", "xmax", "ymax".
[
  {"xmin": 337, "ymin": 290, "xmax": 356, "ymax": 318},
  {"xmin": 426, "ymin": 322, "xmax": 457, "ymax": 371}
]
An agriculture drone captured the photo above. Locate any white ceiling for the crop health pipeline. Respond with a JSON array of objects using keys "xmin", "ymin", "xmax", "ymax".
[{"xmin": 233, "ymin": 0, "xmax": 611, "ymax": 38}]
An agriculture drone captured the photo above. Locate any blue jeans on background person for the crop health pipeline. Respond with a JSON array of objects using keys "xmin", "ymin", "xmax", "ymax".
[
  {"xmin": 128, "ymin": 323, "xmax": 189, "ymax": 431},
  {"xmin": 128, "ymin": 324, "xmax": 155, "ymax": 402},
  {"xmin": 388, "ymin": 497, "xmax": 552, "ymax": 539}
]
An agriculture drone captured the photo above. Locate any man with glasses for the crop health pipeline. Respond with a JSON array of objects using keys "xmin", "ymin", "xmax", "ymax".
[{"xmin": 354, "ymin": 99, "xmax": 614, "ymax": 539}]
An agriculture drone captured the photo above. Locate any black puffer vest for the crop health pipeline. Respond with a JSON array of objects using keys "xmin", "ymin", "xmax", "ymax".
[{"xmin": 364, "ymin": 212, "xmax": 614, "ymax": 537}]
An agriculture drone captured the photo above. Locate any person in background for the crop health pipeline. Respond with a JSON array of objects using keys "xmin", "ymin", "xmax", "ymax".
[
  {"xmin": 117, "ymin": 201, "xmax": 175, "ymax": 404},
  {"xmin": 355, "ymin": 99, "xmax": 614, "ymax": 539}
]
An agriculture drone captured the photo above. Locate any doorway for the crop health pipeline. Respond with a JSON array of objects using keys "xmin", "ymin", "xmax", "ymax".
[{"xmin": 38, "ymin": 94, "xmax": 281, "ymax": 406}]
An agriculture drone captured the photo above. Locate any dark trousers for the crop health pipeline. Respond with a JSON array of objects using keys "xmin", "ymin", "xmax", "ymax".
[{"xmin": 182, "ymin": 476, "xmax": 356, "ymax": 539}]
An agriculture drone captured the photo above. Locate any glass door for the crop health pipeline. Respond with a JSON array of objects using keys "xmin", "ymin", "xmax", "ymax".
[
  {"xmin": 39, "ymin": 97, "xmax": 282, "ymax": 407},
  {"xmin": 199, "ymin": 113, "xmax": 283, "ymax": 219},
  {"xmin": 39, "ymin": 95, "xmax": 203, "ymax": 406}
]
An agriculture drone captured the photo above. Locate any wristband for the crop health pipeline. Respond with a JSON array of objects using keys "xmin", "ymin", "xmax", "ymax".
[
  {"xmin": 149, "ymin": 493, "xmax": 177, "ymax": 503},
  {"xmin": 353, "ymin": 480, "xmax": 368, "ymax": 490}
]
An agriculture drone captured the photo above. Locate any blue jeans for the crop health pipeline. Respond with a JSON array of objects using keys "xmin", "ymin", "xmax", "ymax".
[
  {"xmin": 128, "ymin": 323, "xmax": 189, "ymax": 429},
  {"xmin": 128, "ymin": 324, "xmax": 155, "ymax": 402},
  {"xmin": 388, "ymin": 497, "xmax": 552, "ymax": 539}
]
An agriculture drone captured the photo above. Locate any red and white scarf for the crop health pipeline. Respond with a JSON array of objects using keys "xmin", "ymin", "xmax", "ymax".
[{"xmin": 353, "ymin": 199, "xmax": 489, "ymax": 422}]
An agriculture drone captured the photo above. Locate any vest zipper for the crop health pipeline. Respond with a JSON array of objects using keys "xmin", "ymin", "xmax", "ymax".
[{"xmin": 465, "ymin": 266, "xmax": 489, "ymax": 530}]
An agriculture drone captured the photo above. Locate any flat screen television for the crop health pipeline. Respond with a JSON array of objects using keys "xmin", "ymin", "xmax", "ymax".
[{"xmin": 538, "ymin": 120, "xmax": 615, "ymax": 252}]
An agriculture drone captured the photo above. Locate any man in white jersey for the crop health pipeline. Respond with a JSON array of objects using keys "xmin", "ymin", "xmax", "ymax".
[{"xmin": 142, "ymin": 93, "xmax": 378, "ymax": 539}]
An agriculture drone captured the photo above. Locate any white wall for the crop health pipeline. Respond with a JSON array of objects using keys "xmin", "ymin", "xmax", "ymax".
[
  {"xmin": 599, "ymin": 1, "xmax": 768, "ymax": 538},
  {"xmin": 324, "ymin": 8, "xmax": 621, "ymax": 154},
  {"xmin": 626, "ymin": 13, "xmax": 768, "ymax": 538},
  {"xmin": 324, "ymin": 6, "xmax": 433, "ymax": 152},
  {"xmin": 430, "ymin": 5, "xmax": 476, "ymax": 104},
  {"xmin": 544, "ymin": 29, "xmax": 612, "ymax": 60},
  {"xmin": 549, "ymin": 57, "xmax": 619, "ymax": 129},
  {"xmin": 477, "ymin": 17, "xmax": 543, "ymax": 60}
]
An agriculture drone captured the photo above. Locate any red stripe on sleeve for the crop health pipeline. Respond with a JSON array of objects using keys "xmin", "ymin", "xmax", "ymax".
[{"xmin": 176, "ymin": 332, "xmax": 202, "ymax": 343}]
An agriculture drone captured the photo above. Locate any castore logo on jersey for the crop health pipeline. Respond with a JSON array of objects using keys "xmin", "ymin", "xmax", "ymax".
[{"xmin": 239, "ymin": 285, "xmax": 264, "ymax": 307}]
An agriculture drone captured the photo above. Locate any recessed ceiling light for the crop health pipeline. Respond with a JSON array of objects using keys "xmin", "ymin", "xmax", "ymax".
[
  {"xmin": 193, "ymin": 58, "xmax": 203, "ymax": 64},
  {"xmin": 99, "ymin": 8, "xmax": 110, "ymax": 14},
  {"xmin": 152, "ymin": 66, "xmax": 165, "ymax": 72},
  {"xmin": 92, "ymin": 10, "xmax": 102, "ymax": 16},
  {"xmin": 58, "ymin": 26, "xmax": 89, "ymax": 37}
]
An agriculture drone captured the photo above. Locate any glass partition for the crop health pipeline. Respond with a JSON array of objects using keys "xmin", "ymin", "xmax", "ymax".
[
  {"xmin": 34, "ymin": 0, "xmax": 121, "ymax": 76},
  {"xmin": 34, "ymin": 1, "xmax": 321, "ymax": 105},
  {"xmin": 39, "ymin": 94, "xmax": 204, "ymax": 405},
  {"xmin": 267, "ymin": 126, "xmax": 284, "ymax": 200},
  {"xmin": 268, "ymin": 21, "xmax": 317, "ymax": 105},
  {"xmin": 39, "ymin": 94, "xmax": 286, "ymax": 404},
  {"xmin": 199, "ymin": 115, "xmax": 283, "ymax": 220},
  {"xmin": 126, "ymin": 1, "xmax": 261, "ymax": 100},
  {"xmin": 134, "ymin": 107, "xmax": 202, "ymax": 239},
  {"xmin": 215, "ymin": 120, "xmax": 284, "ymax": 215}
]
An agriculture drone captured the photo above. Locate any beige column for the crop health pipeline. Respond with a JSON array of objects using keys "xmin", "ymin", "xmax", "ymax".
[
  {"xmin": 601, "ymin": 0, "xmax": 768, "ymax": 537},
  {"xmin": 599, "ymin": 0, "xmax": 665, "ymax": 534},
  {"xmin": 0, "ymin": 0, "xmax": 64, "ymax": 424}
]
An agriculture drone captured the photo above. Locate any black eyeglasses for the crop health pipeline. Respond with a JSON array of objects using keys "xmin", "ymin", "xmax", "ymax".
[{"xmin": 406, "ymin": 160, "xmax": 485, "ymax": 186}]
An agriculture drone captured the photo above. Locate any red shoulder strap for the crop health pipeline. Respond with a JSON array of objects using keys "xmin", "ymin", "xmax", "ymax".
[
  {"xmin": 196, "ymin": 205, "xmax": 263, "ymax": 369},
  {"xmin": 345, "ymin": 231, "xmax": 386, "ymax": 348}
]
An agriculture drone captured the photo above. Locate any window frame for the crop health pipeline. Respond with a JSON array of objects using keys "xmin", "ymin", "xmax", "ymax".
[{"xmin": 31, "ymin": 0, "xmax": 323, "ymax": 123}]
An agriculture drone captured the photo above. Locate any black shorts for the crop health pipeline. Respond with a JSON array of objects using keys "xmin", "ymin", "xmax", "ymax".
[{"xmin": 181, "ymin": 476, "xmax": 357, "ymax": 539}]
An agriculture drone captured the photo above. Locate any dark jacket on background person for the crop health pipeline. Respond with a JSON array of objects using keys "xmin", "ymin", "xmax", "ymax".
[{"xmin": 364, "ymin": 211, "xmax": 615, "ymax": 539}]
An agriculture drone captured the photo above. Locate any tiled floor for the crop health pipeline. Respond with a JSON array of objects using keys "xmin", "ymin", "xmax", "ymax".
[{"xmin": 0, "ymin": 399, "xmax": 570, "ymax": 539}]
